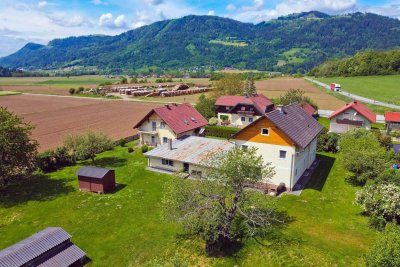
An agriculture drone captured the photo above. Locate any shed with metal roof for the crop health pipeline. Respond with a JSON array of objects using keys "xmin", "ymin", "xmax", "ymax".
[{"xmin": 77, "ymin": 166, "xmax": 115, "ymax": 194}]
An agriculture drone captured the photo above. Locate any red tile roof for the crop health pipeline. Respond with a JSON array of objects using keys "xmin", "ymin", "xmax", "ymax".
[
  {"xmin": 215, "ymin": 94, "xmax": 273, "ymax": 113},
  {"xmin": 385, "ymin": 112, "xmax": 400, "ymax": 123},
  {"xmin": 133, "ymin": 103, "xmax": 208, "ymax": 135},
  {"xmin": 328, "ymin": 101, "xmax": 376, "ymax": 123},
  {"xmin": 302, "ymin": 102, "xmax": 316, "ymax": 116}
]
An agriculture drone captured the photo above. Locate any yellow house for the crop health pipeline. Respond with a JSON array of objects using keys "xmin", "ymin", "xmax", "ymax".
[
  {"xmin": 232, "ymin": 103, "xmax": 323, "ymax": 190},
  {"xmin": 133, "ymin": 103, "xmax": 208, "ymax": 146}
]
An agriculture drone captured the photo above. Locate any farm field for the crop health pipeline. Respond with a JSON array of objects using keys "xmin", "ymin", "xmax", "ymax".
[
  {"xmin": 0, "ymin": 145, "xmax": 378, "ymax": 266},
  {"xmin": 0, "ymin": 94, "xmax": 158, "ymax": 151},
  {"xmin": 316, "ymin": 75, "xmax": 400, "ymax": 106}
]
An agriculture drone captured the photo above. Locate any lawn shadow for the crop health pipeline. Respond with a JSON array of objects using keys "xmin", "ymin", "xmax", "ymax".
[
  {"xmin": 0, "ymin": 173, "xmax": 74, "ymax": 208},
  {"xmin": 108, "ymin": 183, "xmax": 127, "ymax": 194},
  {"xmin": 304, "ymin": 154, "xmax": 335, "ymax": 191},
  {"xmin": 89, "ymin": 157, "xmax": 127, "ymax": 168}
]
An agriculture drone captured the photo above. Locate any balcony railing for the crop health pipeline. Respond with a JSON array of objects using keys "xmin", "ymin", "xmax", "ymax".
[
  {"xmin": 336, "ymin": 118, "xmax": 364, "ymax": 126},
  {"xmin": 237, "ymin": 110, "xmax": 255, "ymax": 115}
]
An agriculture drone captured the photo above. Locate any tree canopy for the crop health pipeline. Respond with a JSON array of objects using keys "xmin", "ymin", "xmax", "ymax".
[
  {"xmin": 212, "ymin": 73, "xmax": 244, "ymax": 98},
  {"xmin": 276, "ymin": 88, "xmax": 318, "ymax": 110},
  {"xmin": 0, "ymin": 107, "xmax": 38, "ymax": 187}
]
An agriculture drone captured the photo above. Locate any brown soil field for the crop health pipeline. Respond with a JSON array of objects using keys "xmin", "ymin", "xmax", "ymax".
[
  {"xmin": 0, "ymin": 85, "xmax": 69, "ymax": 95},
  {"xmin": 0, "ymin": 95, "xmax": 159, "ymax": 152},
  {"xmin": 256, "ymin": 78, "xmax": 345, "ymax": 110}
]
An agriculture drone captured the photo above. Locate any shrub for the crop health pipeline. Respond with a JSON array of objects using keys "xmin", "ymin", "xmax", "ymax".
[
  {"xmin": 205, "ymin": 125, "xmax": 240, "ymax": 139},
  {"xmin": 208, "ymin": 117, "xmax": 219, "ymax": 126},
  {"xmin": 141, "ymin": 144, "xmax": 149, "ymax": 153},
  {"xmin": 69, "ymin": 88, "xmax": 75, "ymax": 94},
  {"xmin": 36, "ymin": 146, "xmax": 74, "ymax": 172},
  {"xmin": 77, "ymin": 87, "xmax": 84, "ymax": 93},
  {"xmin": 118, "ymin": 139, "xmax": 127, "ymax": 147},
  {"xmin": 127, "ymin": 147, "xmax": 134, "ymax": 153},
  {"xmin": 364, "ymin": 224, "xmax": 400, "ymax": 266},
  {"xmin": 317, "ymin": 128, "xmax": 340, "ymax": 153}
]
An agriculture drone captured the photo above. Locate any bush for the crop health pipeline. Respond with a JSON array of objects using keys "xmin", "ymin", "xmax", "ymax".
[
  {"xmin": 127, "ymin": 147, "xmax": 134, "ymax": 153},
  {"xmin": 69, "ymin": 88, "xmax": 75, "ymax": 94},
  {"xmin": 208, "ymin": 117, "xmax": 219, "ymax": 126},
  {"xmin": 317, "ymin": 128, "xmax": 340, "ymax": 153},
  {"xmin": 36, "ymin": 146, "xmax": 75, "ymax": 172},
  {"xmin": 118, "ymin": 139, "xmax": 127, "ymax": 147},
  {"xmin": 141, "ymin": 144, "xmax": 149, "ymax": 153},
  {"xmin": 205, "ymin": 125, "xmax": 240, "ymax": 139},
  {"xmin": 364, "ymin": 224, "xmax": 400, "ymax": 266},
  {"xmin": 77, "ymin": 87, "xmax": 84, "ymax": 93}
]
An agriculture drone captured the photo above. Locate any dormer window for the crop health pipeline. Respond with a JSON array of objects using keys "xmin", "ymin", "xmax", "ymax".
[
  {"xmin": 261, "ymin": 128, "xmax": 269, "ymax": 136},
  {"xmin": 225, "ymin": 106, "xmax": 230, "ymax": 110},
  {"xmin": 241, "ymin": 106, "xmax": 246, "ymax": 111}
]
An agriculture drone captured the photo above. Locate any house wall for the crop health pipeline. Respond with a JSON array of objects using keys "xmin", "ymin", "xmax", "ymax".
[
  {"xmin": 386, "ymin": 122, "xmax": 400, "ymax": 132},
  {"xmin": 292, "ymin": 138, "xmax": 317, "ymax": 186},
  {"xmin": 218, "ymin": 112, "xmax": 260, "ymax": 128},
  {"xmin": 329, "ymin": 108, "xmax": 371, "ymax": 133},
  {"xmin": 147, "ymin": 157, "xmax": 185, "ymax": 172},
  {"xmin": 139, "ymin": 113, "xmax": 177, "ymax": 146}
]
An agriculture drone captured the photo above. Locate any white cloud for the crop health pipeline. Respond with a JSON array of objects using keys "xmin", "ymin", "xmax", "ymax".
[
  {"xmin": 91, "ymin": 0, "xmax": 104, "ymax": 5},
  {"xmin": 99, "ymin": 13, "xmax": 129, "ymax": 29},
  {"xmin": 207, "ymin": 10, "xmax": 215, "ymax": 16},
  {"xmin": 99, "ymin": 13, "xmax": 113, "ymax": 27},
  {"xmin": 38, "ymin": 1, "xmax": 47, "ymax": 8},
  {"xmin": 114, "ymin": 14, "xmax": 128, "ymax": 28},
  {"xmin": 47, "ymin": 13, "xmax": 88, "ymax": 27},
  {"xmin": 146, "ymin": 0, "xmax": 164, "ymax": 5},
  {"xmin": 226, "ymin": 4, "xmax": 236, "ymax": 11}
]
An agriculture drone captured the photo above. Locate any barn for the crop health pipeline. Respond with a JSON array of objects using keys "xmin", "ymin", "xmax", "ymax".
[{"xmin": 77, "ymin": 167, "xmax": 115, "ymax": 194}]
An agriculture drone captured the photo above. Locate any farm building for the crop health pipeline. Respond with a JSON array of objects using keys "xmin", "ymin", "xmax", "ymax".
[
  {"xmin": 215, "ymin": 94, "xmax": 274, "ymax": 127},
  {"xmin": 384, "ymin": 112, "xmax": 400, "ymax": 132},
  {"xmin": 77, "ymin": 166, "xmax": 115, "ymax": 194},
  {"xmin": 301, "ymin": 102, "xmax": 317, "ymax": 116},
  {"xmin": 0, "ymin": 227, "xmax": 86, "ymax": 267},
  {"xmin": 328, "ymin": 101, "xmax": 376, "ymax": 133},
  {"xmin": 144, "ymin": 103, "xmax": 323, "ymax": 191},
  {"xmin": 133, "ymin": 103, "xmax": 208, "ymax": 147}
]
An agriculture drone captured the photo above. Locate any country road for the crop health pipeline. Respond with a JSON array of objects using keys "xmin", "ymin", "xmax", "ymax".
[{"xmin": 305, "ymin": 77, "xmax": 400, "ymax": 111}]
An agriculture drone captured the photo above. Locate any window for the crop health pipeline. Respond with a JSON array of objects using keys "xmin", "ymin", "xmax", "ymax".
[
  {"xmin": 241, "ymin": 145, "xmax": 248, "ymax": 150},
  {"xmin": 261, "ymin": 128, "xmax": 269, "ymax": 136},
  {"xmin": 151, "ymin": 121, "xmax": 157, "ymax": 131},
  {"xmin": 241, "ymin": 117, "xmax": 245, "ymax": 122},
  {"xmin": 163, "ymin": 137, "xmax": 168, "ymax": 144},
  {"xmin": 279, "ymin": 150, "xmax": 287, "ymax": 159},
  {"xmin": 241, "ymin": 106, "xmax": 246, "ymax": 111},
  {"xmin": 162, "ymin": 159, "xmax": 174, "ymax": 166},
  {"xmin": 249, "ymin": 117, "xmax": 253, "ymax": 123},
  {"xmin": 225, "ymin": 106, "xmax": 230, "ymax": 110},
  {"xmin": 295, "ymin": 169, "xmax": 298, "ymax": 176},
  {"xmin": 160, "ymin": 121, "xmax": 166, "ymax": 129}
]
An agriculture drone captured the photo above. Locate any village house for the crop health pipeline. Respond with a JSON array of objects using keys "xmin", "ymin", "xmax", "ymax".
[
  {"xmin": 144, "ymin": 103, "xmax": 323, "ymax": 191},
  {"xmin": 215, "ymin": 94, "xmax": 274, "ymax": 127},
  {"xmin": 328, "ymin": 101, "xmax": 376, "ymax": 133},
  {"xmin": 133, "ymin": 103, "xmax": 208, "ymax": 147},
  {"xmin": 384, "ymin": 111, "xmax": 400, "ymax": 133}
]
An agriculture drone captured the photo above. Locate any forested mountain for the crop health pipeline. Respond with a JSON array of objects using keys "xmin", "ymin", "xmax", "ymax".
[
  {"xmin": 1, "ymin": 11, "xmax": 400, "ymax": 73},
  {"xmin": 310, "ymin": 50, "xmax": 400, "ymax": 77}
]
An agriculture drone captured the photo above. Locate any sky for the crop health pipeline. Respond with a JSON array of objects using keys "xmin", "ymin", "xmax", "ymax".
[{"xmin": 0, "ymin": 0, "xmax": 399, "ymax": 57}]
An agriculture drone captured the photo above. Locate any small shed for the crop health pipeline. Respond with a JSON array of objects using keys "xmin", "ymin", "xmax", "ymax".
[{"xmin": 77, "ymin": 166, "xmax": 115, "ymax": 194}]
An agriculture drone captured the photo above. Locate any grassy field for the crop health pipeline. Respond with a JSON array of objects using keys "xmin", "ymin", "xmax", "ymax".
[
  {"xmin": 316, "ymin": 75, "xmax": 400, "ymax": 106},
  {"xmin": 0, "ymin": 91, "xmax": 21, "ymax": 96},
  {"xmin": 0, "ymin": 142, "xmax": 377, "ymax": 266}
]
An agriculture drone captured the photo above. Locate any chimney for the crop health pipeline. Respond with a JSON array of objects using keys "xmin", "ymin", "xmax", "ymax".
[
  {"xmin": 168, "ymin": 139, "xmax": 173, "ymax": 150},
  {"xmin": 276, "ymin": 105, "xmax": 284, "ymax": 114}
]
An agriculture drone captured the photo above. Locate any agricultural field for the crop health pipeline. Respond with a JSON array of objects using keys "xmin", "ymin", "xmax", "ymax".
[
  {"xmin": 0, "ymin": 94, "xmax": 158, "ymax": 151},
  {"xmin": 0, "ymin": 145, "xmax": 378, "ymax": 266},
  {"xmin": 316, "ymin": 75, "xmax": 400, "ymax": 106}
]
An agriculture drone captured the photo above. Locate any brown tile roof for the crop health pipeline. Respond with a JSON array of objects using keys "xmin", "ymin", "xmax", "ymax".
[{"xmin": 215, "ymin": 94, "xmax": 274, "ymax": 114}]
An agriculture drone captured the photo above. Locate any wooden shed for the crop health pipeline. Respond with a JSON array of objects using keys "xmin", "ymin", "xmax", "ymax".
[{"xmin": 77, "ymin": 166, "xmax": 115, "ymax": 194}]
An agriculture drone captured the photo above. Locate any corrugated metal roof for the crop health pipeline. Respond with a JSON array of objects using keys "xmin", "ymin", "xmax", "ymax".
[
  {"xmin": 266, "ymin": 103, "xmax": 323, "ymax": 149},
  {"xmin": 144, "ymin": 136, "xmax": 235, "ymax": 165},
  {"xmin": 0, "ymin": 227, "xmax": 71, "ymax": 267},
  {"xmin": 38, "ymin": 244, "xmax": 86, "ymax": 267},
  {"xmin": 76, "ymin": 166, "xmax": 111, "ymax": 179}
]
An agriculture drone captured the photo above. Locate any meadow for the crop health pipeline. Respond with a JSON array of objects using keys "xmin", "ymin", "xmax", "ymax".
[
  {"xmin": 0, "ymin": 142, "xmax": 378, "ymax": 266},
  {"xmin": 316, "ymin": 75, "xmax": 400, "ymax": 106}
]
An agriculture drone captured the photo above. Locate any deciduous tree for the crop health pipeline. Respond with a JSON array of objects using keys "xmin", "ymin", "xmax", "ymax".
[
  {"xmin": 195, "ymin": 94, "xmax": 216, "ymax": 120},
  {"xmin": 276, "ymin": 88, "xmax": 318, "ymax": 110},
  {"xmin": 0, "ymin": 108, "xmax": 38, "ymax": 187},
  {"xmin": 212, "ymin": 73, "xmax": 244, "ymax": 98}
]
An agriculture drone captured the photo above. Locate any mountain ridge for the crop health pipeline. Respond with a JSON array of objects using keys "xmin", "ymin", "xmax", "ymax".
[{"xmin": 1, "ymin": 12, "xmax": 400, "ymax": 73}]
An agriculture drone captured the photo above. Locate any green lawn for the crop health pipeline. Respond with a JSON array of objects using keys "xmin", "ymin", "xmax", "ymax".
[
  {"xmin": 317, "ymin": 117, "xmax": 330, "ymax": 129},
  {"xmin": 0, "ymin": 91, "xmax": 21, "ymax": 96},
  {"xmin": 316, "ymin": 75, "xmax": 400, "ymax": 107},
  {"xmin": 0, "ymin": 76, "xmax": 120, "ymax": 88},
  {"xmin": 0, "ymin": 144, "xmax": 377, "ymax": 266}
]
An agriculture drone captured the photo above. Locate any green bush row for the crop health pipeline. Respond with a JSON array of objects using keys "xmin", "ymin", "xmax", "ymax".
[{"xmin": 205, "ymin": 125, "xmax": 240, "ymax": 139}]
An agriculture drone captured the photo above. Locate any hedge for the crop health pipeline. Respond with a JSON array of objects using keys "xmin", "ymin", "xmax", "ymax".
[{"xmin": 205, "ymin": 125, "xmax": 240, "ymax": 139}]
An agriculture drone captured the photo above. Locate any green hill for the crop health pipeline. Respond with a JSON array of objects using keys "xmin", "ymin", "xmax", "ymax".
[{"xmin": 1, "ymin": 12, "xmax": 400, "ymax": 73}]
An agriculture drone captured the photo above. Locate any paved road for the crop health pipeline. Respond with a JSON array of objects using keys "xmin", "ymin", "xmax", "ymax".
[{"xmin": 305, "ymin": 77, "xmax": 400, "ymax": 111}]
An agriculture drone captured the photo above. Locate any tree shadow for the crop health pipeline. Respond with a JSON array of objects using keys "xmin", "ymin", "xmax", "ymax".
[
  {"xmin": 86, "ymin": 157, "xmax": 127, "ymax": 168},
  {"xmin": 304, "ymin": 154, "xmax": 336, "ymax": 191},
  {"xmin": 0, "ymin": 173, "xmax": 74, "ymax": 208}
]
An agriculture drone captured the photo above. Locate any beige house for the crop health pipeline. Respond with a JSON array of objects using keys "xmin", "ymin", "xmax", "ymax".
[{"xmin": 133, "ymin": 103, "xmax": 208, "ymax": 146}]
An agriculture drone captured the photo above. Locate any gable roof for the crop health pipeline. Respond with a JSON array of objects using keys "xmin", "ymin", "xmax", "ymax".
[
  {"xmin": 76, "ymin": 166, "xmax": 112, "ymax": 179},
  {"xmin": 0, "ymin": 227, "xmax": 79, "ymax": 267},
  {"xmin": 302, "ymin": 102, "xmax": 316, "ymax": 116},
  {"xmin": 133, "ymin": 103, "xmax": 208, "ymax": 135},
  {"xmin": 233, "ymin": 103, "xmax": 323, "ymax": 149},
  {"xmin": 385, "ymin": 112, "xmax": 400, "ymax": 123},
  {"xmin": 215, "ymin": 94, "xmax": 273, "ymax": 113},
  {"xmin": 328, "ymin": 101, "xmax": 376, "ymax": 123}
]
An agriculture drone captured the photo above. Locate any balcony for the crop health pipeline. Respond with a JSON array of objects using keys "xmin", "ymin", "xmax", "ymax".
[
  {"xmin": 336, "ymin": 118, "xmax": 364, "ymax": 126},
  {"xmin": 138, "ymin": 128, "xmax": 158, "ymax": 135},
  {"xmin": 237, "ymin": 110, "xmax": 255, "ymax": 116}
]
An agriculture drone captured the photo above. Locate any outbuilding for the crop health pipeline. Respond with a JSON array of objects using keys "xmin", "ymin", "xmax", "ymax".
[{"xmin": 77, "ymin": 166, "xmax": 115, "ymax": 194}]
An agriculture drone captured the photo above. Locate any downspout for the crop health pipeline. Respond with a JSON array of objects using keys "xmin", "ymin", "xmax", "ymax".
[{"xmin": 290, "ymin": 152, "xmax": 295, "ymax": 191}]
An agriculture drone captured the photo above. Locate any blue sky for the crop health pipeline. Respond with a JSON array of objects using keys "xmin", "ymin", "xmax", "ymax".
[{"xmin": 0, "ymin": 0, "xmax": 399, "ymax": 57}]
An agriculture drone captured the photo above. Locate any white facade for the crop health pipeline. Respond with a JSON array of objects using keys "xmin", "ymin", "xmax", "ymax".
[
  {"xmin": 234, "ymin": 138, "xmax": 317, "ymax": 190},
  {"xmin": 329, "ymin": 108, "xmax": 372, "ymax": 133},
  {"xmin": 218, "ymin": 112, "xmax": 260, "ymax": 128}
]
